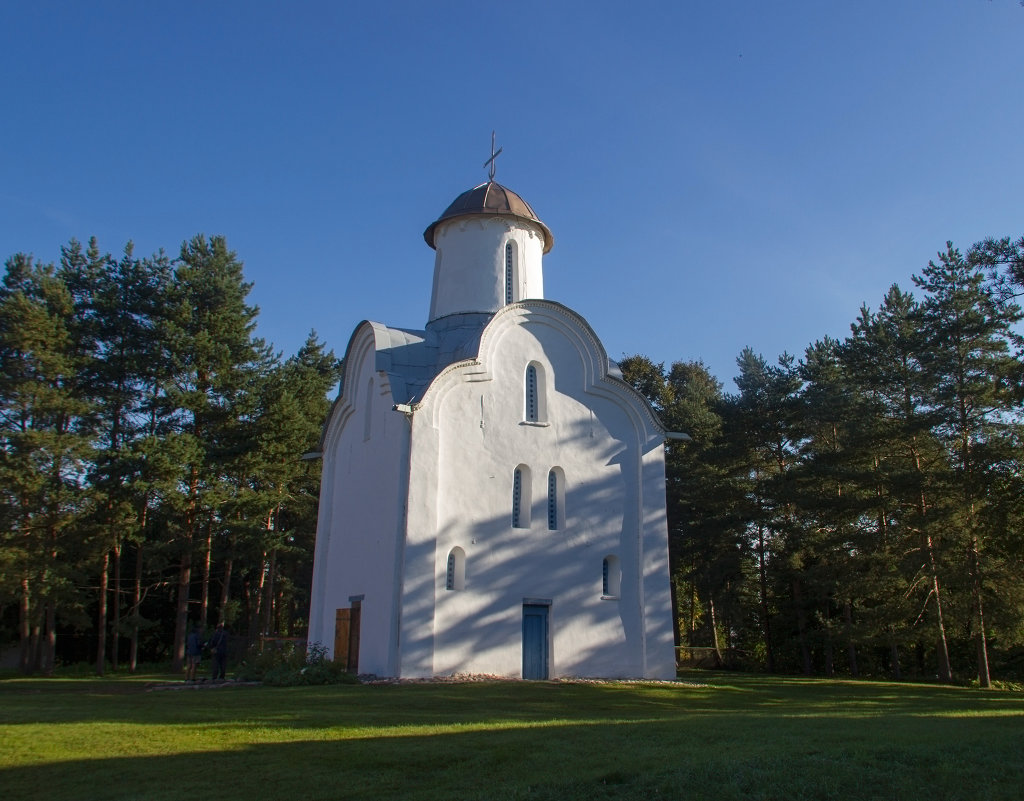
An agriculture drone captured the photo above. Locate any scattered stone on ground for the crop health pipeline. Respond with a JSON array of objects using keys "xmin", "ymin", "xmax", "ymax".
[
  {"xmin": 147, "ymin": 674, "xmax": 707, "ymax": 690},
  {"xmin": 359, "ymin": 673, "xmax": 705, "ymax": 687}
]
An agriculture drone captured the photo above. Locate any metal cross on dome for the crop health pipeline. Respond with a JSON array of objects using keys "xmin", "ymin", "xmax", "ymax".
[{"xmin": 483, "ymin": 131, "xmax": 503, "ymax": 182}]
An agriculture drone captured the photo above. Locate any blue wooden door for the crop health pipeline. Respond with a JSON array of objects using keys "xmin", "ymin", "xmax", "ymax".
[{"xmin": 522, "ymin": 604, "xmax": 549, "ymax": 679}]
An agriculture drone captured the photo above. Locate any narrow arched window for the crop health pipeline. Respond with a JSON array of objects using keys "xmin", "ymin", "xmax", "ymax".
[
  {"xmin": 602, "ymin": 555, "xmax": 621, "ymax": 599},
  {"xmin": 523, "ymin": 362, "xmax": 548, "ymax": 423},
  {"xmin": 446, "ymin": 547, "xmax": 466, "ymax": 591},
  {"xmin": 525, "ymin": 365, "xmax": 538, "ymax": 421},
  {"xmin": 512, "ymin": 465, "xmax": 531, "ymax": 528},
  {"xmin": 512, "ymin": 468, "xmax": 521, "ymax": 526},
  {"xmin": 547, "ymin": 468, "xmax": 564, "ymax": 531},
  {"xmin": 505, "ymin": 241, "xmax": 515, "ymax": 304}
]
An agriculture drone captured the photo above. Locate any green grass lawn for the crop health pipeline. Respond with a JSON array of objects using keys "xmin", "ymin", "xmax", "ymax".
[{"xmin": 1, "ymin": 671, "xmax": 1022, "ymax": 801}]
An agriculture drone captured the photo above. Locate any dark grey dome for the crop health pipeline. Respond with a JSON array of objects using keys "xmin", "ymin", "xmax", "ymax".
[{"xmin": 423, "ymin": 181, "xmax": 553, "ymax": 253}]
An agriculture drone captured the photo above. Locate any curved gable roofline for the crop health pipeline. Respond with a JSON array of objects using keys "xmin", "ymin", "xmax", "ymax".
[
  {"xmin": 336, "ymin": 319, "xmax": 419, "ymax": 400},
  {"xmin": 318, "ymin": 320, "xmax": 426, "ymax": 450},
  {"xmin": 417, "ymin": 299, "xmax": 666, "ymax": 435}
]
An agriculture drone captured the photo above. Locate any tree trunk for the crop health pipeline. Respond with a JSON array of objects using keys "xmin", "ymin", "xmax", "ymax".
[
  {"xmin": 129, "ymin": 542, "xmax": 142, "ymax": 673},
  {"xmin": 43, "ymin": 600, "xmax": 56, "ymax": 676},
  {"xmin": 172, "ymin": 548, "xmax": 192, "ymax": 672},
  {"xmin": 129, "ymin": 505, "xmax": 148, "ymax": 672},
  {"xmin": 687, "ymin": 579, "xmax": 698, "ymax": 647},
  {"xmin": 708, "ymin": 593, "xmax": 723, "ymax": 667},
  {"xmin": 792, "ymin": 578, "xmax": 813, "ymax": 676},
  {"xmin": 888, "ymin": 630, "xmax": 901, "ymax": 681},
  {"xmin": 924, "ymin": 533, "xmax": 953, "ymax": 683},
  {"xmin": 723, "ymin": 579, "xmax": 735, "ymax": 652},
  {"xmin": 823, "ymin": 607, "xmax": 834, "ymax": 678},
  {"xmin": 19, "ymin": 575, "xmax": 31, "ymax": 674},
  {"xmin": 969, "ymin": 533, "xmax": 991, "ymax": 688},
  {"xmin": 913, "ymin": 440, "xmax": 952, "ymax": 683},
  {"xmin": 757, "ymin": 524, "xmax": 775, "ymax": 672},
  {"xmin": 111, "ymin": 543, "xmax": 121, "ymax": 671},
  {"xmin": 843, "ymin": 600, "xmax": 858, "ymax": 678},
  {"xmin": 173, "ymin": 471, "xmax": 199, "ymax": 672},
  {"xmin": 95, "ymin": 550, "xmax": 110, "ymax": 676},
  {"xmin": 42, "ymin": 525, "xmax": 58, "ymax": 675},
  {"xmin": 218, "ymin": 548, "xmax": 233, "ymax": 626},
  {"xmin": 30, "ymin": 616, "xmax": 43, "ymax": 674},
  {"xmin": 262, "ymin": 548, "xmax": 278, "ymax": 636},
  {"xmin": 242, "ymin": 579, "xmax": 252, "ymax": 640},
  {"xmin": 275, "ymin": 587, "xmax": 286, "ymax": 635},
  {"xmin": 200, "ymin": 523, "xmax": 213, "ymax": 626},
  {"xmin": 248, "ymin": 552, "xmax": 267, "ymax": 638}
]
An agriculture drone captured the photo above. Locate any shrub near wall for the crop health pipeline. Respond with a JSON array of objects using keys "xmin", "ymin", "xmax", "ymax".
[{"xmin": 236, "ymin": 643, "xmax": 358, "ymax": 685}]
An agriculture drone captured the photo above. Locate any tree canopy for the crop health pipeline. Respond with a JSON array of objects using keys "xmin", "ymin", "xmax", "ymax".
[
  {"xmin": 621, "ymin": 237, "xmax": 1024, "ymax": 686},
  {"xmin": 0, "ymin": 237, "xmax": 340, "ymax": 674}
]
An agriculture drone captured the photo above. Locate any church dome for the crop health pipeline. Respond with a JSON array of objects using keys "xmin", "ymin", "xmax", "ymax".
[{"xmin": 423, "ymin": 181, "xmax": 554, "ymax": 254}]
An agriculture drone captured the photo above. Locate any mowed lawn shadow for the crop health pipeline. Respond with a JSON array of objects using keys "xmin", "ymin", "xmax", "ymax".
[
  {"xmin": 5, "ymin": 711, "xmax": 1024, "ymax": 801},
  {"xmin": 4, "ymin": 677, "xmax": 1024, "ymax": 801}
]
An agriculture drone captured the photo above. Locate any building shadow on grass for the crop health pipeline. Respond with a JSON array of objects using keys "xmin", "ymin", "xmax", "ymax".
[{"xmin": 6, "ymin": 706, "xmax": 1024, "ymax": 801}]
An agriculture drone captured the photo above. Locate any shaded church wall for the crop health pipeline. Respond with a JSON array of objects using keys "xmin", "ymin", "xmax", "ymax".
[
  {"xmin": 309, "ymin": 329, "xmax": 408, "ymax": 675},
  {"xmin": 640, "ymin": 442, "xmax": 677, "ymax": 677},
  {"xmin": 398, "ymin": 415, "xmax": 443, "ymax": 678}
]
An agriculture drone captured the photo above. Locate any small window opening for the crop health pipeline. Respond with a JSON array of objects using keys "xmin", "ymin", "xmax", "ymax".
[
  {"xmin": 525, "ymin": 365, "xmax": 538, "ymax": 421},
  {"xmin": 602, "ymin": 555, "xmax": 621, "ymax": 599},
  {"xmin": 547, "ymin": 468, "xmax": 564, "ymax": 530},
  {"xmin": 512, "ymin": 465, "xmax": 531, "ymax": 528},
  {"xmin": 505, "ymin": 241, "xmax": 515, "ymax": 304},
  {"xmin": 446, "ymin": 547, "xmax": 466, "ymax": 591}
]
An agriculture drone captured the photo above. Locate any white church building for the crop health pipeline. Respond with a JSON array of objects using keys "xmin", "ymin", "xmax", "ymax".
[{"xmin": 308, "ymin": 169, "xmax": 677, "ymax": 679}]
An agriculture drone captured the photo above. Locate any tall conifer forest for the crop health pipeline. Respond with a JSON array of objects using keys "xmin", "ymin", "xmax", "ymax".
[
  {"xmin": 2, "ymin": 234, "xmax": 1023, "ymax": 685},
  {"xmin": 621, "ymin": 236, "xmax": 1024, "ymax": 688},
  {"xmin": 0, "ymin": 236, "xmax": 341, "ymax": 675}
]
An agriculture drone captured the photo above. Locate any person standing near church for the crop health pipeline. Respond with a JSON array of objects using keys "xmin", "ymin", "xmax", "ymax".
[{"xmin": 208, "ymin": 623, "xmax": 229, "ymax": 681}]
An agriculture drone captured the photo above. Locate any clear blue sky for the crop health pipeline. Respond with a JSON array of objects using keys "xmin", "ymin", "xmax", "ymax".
[{"xmin": 2, "ymin": 1, "xmax": 1022, "ymax": 390}]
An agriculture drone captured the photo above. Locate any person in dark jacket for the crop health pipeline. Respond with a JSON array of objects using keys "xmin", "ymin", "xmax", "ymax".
[{"xmin": 208, "ymin": 623, "xmax": 229, "ymax": 681}]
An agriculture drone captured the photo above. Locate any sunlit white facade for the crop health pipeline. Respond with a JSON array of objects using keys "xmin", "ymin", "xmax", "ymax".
[{"xmin": 308, "ymin": 180, "xmax": 675, "ymax": 679}]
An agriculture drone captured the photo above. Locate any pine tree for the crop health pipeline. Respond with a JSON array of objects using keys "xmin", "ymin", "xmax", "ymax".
[
  {"xmin": 159, "ymin": 235, "xmax": 265, "ymax": 670},
  {"xmin": 59, "ymin": 239, "xmax": 178, "ymax": 673},
  {"xmin": 664, "ymin": 361, "xmax": 747, "ymax": 666},
  {"xmin": 794, "ymin": 337, "xmax": 870, "ymax": 676},
  {"xmin": 0, "ymin": 255, "xmax": 95, "ymax": 673},
  {"xmin": 914, "ymin": 243, "xmax": 1024, "ymax": 687},
  {"xmin": 264, "ymin": 333, "xmax": 340, "ymax": 635},
  {"xmin": 971, "ymin": 235, "xmax": 1024, "ymax": 300},
  {"xmin": 730, "ymin": 348, "xmax": 803, "ymax": 672},
  {"xmin": 842, "ymin": 286, "xmax": 955, "ymax": 681}
]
